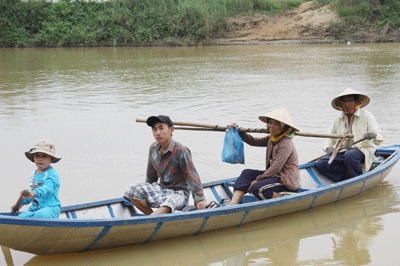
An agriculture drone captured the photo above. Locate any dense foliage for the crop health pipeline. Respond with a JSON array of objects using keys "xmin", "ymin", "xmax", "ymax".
[
  {"xmin": 1, "ymin": 0, "xmax": 399, "ymax": 47},
  {"xmin": 0, "ymin": 0, "xmax": 304, "ymax": 47},
  {"xmin": 316, "ymin": 0, "xmax": 400, "ymax": 38}
]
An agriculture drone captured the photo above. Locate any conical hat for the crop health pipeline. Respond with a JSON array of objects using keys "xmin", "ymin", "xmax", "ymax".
[
  {"xmin": 331, "ymin": 88, "xmax": 370, "ymax": 111},
  {"xmin": 258, "ymin": 107, "xmax": 299, "ymax": 131}
]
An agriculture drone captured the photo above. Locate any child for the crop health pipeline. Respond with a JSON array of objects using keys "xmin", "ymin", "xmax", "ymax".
[{"xmin": 12, "ymin": 139, "xmax": 62, "ymax": 218}]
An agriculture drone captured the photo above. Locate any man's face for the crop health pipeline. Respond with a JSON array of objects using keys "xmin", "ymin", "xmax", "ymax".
[
  {"xmin": 341, "ymin": 95, "xmax": 357, "ymax": 114},
  {"xmin": 152, "ymin": 122, "xmax": 174, "ymax": 144}
]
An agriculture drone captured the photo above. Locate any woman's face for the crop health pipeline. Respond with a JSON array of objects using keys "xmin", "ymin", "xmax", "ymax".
[{"xmin": 268, "ymin": 119, "xmax": 282, "ymax": 136}]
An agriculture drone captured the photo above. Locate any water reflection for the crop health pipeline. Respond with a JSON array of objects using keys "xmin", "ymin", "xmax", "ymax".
[{"xmin": 331, "ymin": 217, "xmax": 383, "ymax": 265}]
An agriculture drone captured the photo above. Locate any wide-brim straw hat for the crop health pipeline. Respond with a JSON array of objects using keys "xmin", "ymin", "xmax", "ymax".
[
  {"xmin": 258, "ymin": 107, "xmax": 299, "ymax": 132},
  {"xmin": 331, "ymin": 88, "xmax": 370, "ymax": 111},
  {"xmin": 25, "ymin": 139, "xmax": 61, "ymax": 163}
]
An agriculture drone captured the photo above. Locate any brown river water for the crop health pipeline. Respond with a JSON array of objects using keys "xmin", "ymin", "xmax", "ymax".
[{"xmin": 0, "ymin": 43, "xmax": 399, "ymax": 265}]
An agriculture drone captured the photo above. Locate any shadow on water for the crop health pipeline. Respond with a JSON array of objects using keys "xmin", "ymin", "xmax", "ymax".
[{"xmin": 5, "ymin": 181, "xmax": 395, "ymax": 266}]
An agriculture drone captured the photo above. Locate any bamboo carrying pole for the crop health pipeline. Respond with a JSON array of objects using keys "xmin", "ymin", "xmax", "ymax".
[{"xmin": 136, "ymin": 118, "xmax": 354, "ymax": 139}]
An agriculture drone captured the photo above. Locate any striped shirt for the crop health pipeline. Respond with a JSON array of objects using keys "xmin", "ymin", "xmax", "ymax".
[{"xmin": 146, "ymin": 139, "xmax": 205, "ymax": 204}]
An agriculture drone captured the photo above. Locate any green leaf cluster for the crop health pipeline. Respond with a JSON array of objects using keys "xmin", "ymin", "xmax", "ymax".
[{"xmin": 317, "ymin": 0, "xmax": 400, "ymax": 34}]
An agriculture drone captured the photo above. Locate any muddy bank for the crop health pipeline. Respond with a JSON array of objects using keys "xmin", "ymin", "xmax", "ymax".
[{"xmin": 208, "ymin": 1, "xmax": 400, "ymax": 45}]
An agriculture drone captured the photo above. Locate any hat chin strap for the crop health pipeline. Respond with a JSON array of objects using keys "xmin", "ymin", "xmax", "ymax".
[
  {"xmin": 343, "ymin": 108, "xmax": 356, "ymax": 115},
  {"xmin": 270, "ymin": 125, "xmax": 290, "ymax": 142},
  {"xmin": 339, "ymin": 101, "xmax": 363, "ymax": 115}
]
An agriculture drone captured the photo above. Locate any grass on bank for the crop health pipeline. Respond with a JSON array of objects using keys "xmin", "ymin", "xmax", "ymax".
[
  {"xmin": 0, "ymin": 0, "xmax": 306, "ymax": 47},
  {"xmin": 316, "ymin": 0, "xmax": 400, "ymax": 39}
]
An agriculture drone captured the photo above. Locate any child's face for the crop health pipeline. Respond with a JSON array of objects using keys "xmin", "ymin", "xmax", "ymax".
[{"xmin": 33, "ymin": 153, "xmax": 53, "ymax": 173}]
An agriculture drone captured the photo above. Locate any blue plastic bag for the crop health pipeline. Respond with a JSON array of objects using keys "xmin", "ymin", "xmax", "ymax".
[{"xmin": 222, "ymin": 126, "xmax": 245, "ymax": 164}]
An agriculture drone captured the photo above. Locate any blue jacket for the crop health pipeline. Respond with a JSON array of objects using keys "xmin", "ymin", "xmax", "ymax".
[{"xmin": 22, "ymin": 166, "xmax": 61, "ymax": 210}]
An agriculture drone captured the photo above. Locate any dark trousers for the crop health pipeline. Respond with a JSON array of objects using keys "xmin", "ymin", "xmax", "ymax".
[
  {"xmin": 233, "ymin": 169, "xmax": 294, "ymax": 200},
  {"xmin": 315, "ymin": 149, "xmax": 365, "ymax": 182}
]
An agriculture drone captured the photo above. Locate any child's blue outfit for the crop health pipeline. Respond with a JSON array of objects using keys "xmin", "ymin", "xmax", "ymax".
[{"xmin": 18, "ymin": 166, "xmax": 61, "ymax": 218}]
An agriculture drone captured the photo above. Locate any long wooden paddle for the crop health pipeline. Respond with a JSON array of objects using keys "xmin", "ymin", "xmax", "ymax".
[
  {"xmin": 1, "ymin": 245, "xmax": 14, "ymax": 266},
  {"xmin": 328, "ymin": 137, "xmax": 367, "ymax": 165},
  {"xmin": 11, "ymin": 190, "xmax": 29, "ymax": 213},
  {"xmin": 136, "ymin": 118, "xmax": 354, "ymax": 139},
  {"xmin": 306, "ymin": 137, "xmax": 367, "ymax": 164},
  {"xmin": 379, "ymin": 150, "xmax": 399, "ymax": 166},
  {"xmin": 328, "ymin": 138, "xmax": 346, "ymax": 165}
]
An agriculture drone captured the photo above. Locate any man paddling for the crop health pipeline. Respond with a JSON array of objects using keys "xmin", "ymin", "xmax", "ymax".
[
  {"xmin": 124, "ymin": 115, "xmax": 206, "ymax": 215},
  {"xmin": 316, "ymin": 89, "xmax": 383, "ymax": 182}
]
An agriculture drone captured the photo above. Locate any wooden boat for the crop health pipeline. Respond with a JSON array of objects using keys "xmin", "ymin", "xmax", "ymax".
[
  {"xmin": 25, "ymin": 182, "xmax": 398, "ymax": 265},
  {"xmin": 0, "ymin": 145, "xmax": 399, "ymax": 255}
]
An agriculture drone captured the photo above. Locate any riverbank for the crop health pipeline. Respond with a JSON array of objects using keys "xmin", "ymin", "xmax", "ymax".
[
  {"xmin": 1, "ymin": 0, "xmax": 399, "ymax": 47},
  {"xmin": 91, "ymin": 1, "xmax": 400, "ymax": 46},
  {"xmin": 210, "ymin": 1, "xmax": 400, "ymax": 45}
]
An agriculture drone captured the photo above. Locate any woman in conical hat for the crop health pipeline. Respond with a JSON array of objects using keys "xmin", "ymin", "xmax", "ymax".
[
  {"xmin": 315, "ymin": 89, "xmax": 383, "ymax": 182},
  {"xmin": 228, "ymin": 107, "xmax": 301, "ymax": 206},
  {"xmin": 258, "ymin": 107, "xmax": 299, "ymax": 140}
]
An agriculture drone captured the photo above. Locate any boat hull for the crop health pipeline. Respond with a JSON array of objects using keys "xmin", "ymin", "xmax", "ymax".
[{"xmin": 0, "ymin": 145, "xmax": 399, "ymax": 255}]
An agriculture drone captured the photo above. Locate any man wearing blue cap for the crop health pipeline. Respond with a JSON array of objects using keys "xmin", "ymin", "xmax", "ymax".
[{"xmin": 124, "ymin": 115, "xmax": 206, "ymax": 215}]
